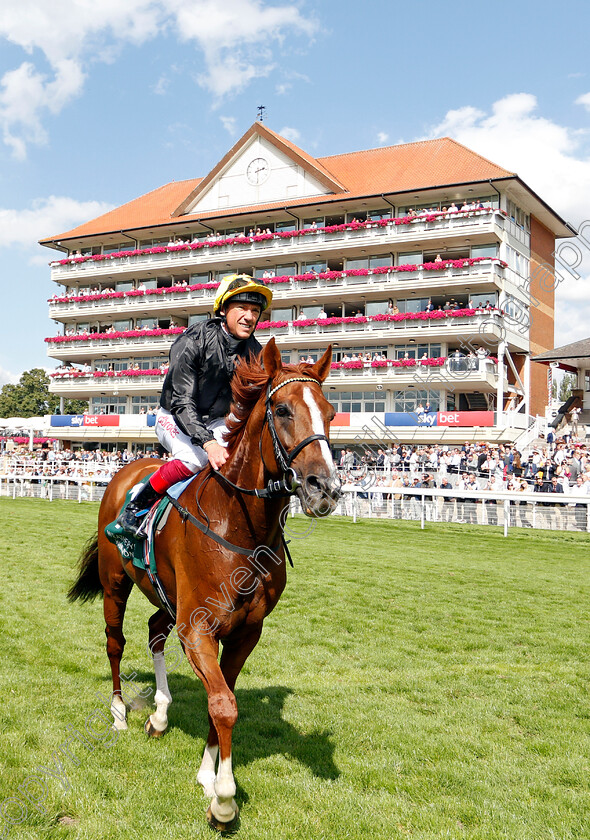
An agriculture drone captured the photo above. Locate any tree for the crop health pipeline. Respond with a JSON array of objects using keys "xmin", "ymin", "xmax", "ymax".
[
  {"xmin": 559, "ymin": 373, "xmax": 577, "ymax": 403},
  {"xmin": 0, "ymin": 368, "xmax": 88, "ymax": 418}
]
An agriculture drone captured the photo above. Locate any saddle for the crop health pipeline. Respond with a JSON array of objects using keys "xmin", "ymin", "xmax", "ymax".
[{"xmin": 104, "ymin": 473, "xmax": 196, "ymax": 619}]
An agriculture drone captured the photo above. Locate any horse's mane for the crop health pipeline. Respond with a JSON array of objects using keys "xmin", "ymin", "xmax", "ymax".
[{"xmin": 224, "ymin": 354, "xmax": 316, "ymax": 454}]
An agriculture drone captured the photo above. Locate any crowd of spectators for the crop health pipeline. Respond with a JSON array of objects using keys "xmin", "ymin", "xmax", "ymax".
[{"xmin": 1, "ymin": 446, "xmax": 161, "ymax": 483}]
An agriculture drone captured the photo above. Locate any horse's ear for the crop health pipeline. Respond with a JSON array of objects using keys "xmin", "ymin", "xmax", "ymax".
[
  {"xmin": 309, "ymin": 345, "xmax": 332, "ymax": 383},
  {"xmin": 262, "ymin": 337, "xmax": 282, "ymax": 378}
]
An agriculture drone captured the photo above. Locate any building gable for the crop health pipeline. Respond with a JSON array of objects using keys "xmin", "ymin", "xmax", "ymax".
[{"xmin": 175, "ymin": 123, "xmax": 346, "ymax": 217}]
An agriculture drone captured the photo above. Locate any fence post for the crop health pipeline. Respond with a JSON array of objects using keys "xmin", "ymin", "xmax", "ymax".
[
  {"xmin": 503, "ymin": 499, "xmax": 509, "ymax": 537},
  {"xmin": 352, "ymin": 491, "xmax": 357, "ymax": 523},
  {"xmin": 420, "ymin": 494, "xmax": 425, "ymax": 530}
]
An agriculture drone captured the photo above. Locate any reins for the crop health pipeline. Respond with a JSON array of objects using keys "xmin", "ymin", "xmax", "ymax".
[{"xmin": 170, "ymin": 374, "xmax": 330, "ymax": 566}]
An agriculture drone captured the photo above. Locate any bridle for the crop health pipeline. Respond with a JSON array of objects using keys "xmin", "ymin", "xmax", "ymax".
[
  {"xmin": 166, "ymin": 374, "xmax": 333, "ymax": 570},
  {"xmin": 213, "ymin": 375, "xmax": 331, "ymax": 499}
]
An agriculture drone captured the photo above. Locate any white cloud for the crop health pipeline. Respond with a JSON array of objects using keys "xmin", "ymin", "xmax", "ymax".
[
  {"xmin": 428, "ymin": 93, "xmax": 590, "ymax": 225},
  {"xmin": 154, "ymin": 75, "xmax": 169, "ymax": 96},
  {"xmin": 275, "ymin": 83, "xmax": 291, "ymax": 95},
  {"xmin": 279, "ymin": 126, "xmax": 300, "ymax": 143},
  {"xmin": 0, "ymin": 366, "xmax": 19, "ymax": 387},
  {"xmin": 0, "ymin": 0, "xmax": 317, "ymax": 155},
  {"xmin": 427, "ymin": 93, "xmax": 590, "ymax": 346},
  {"xmin": 163, "ymin": 0, "xmax": 317, "ymax": 98},
  {"xmin": 377, "ymin": 131, "xmax": 389, "ymax": 144},
  {"xmin": 575, "ymin": 92, "xmax": 590, "ymax": 111},
  {"xmin": 220, "ymin": 115, "xmax": 237, "ymax": 135},
  {"xmin": 0, "ymin": 196, "xmax": 115, "ymax": 250}
]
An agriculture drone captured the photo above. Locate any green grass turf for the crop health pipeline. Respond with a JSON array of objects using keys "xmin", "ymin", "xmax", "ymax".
[{"xmin": 0, "ymin": 498, "xmax": 589, "ymax": 839}]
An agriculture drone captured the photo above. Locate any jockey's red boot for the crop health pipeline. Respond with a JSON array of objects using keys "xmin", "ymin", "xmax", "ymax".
[{"xmin": 114, "ymin": 460, "xmax": 195, "ymax": 538}]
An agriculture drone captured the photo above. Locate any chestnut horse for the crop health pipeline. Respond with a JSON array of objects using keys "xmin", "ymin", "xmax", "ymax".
[{"xmin": 68, "ymin": 339, "xmax": 340, "ymax": 831}]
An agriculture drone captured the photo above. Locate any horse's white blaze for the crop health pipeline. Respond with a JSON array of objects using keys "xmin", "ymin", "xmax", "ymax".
[
  {"xmin": 197, "ymin": 743, "xmax": 219, "ymax": 799},
  {"xmin": 149, "ymin": 651, "xmax": 172, "ymax": 732},
  {"xmin": 302, "ymin": 386, "xmax": 335, "ymax": 471}
]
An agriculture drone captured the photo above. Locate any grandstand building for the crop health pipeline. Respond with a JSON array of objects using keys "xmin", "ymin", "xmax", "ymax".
[{"xmin": 41, "ymin": 122, "xmax": 573, "ymax": 451}]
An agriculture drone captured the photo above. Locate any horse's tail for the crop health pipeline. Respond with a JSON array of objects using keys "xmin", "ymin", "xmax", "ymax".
[{"xmin": 67, "ymin": 532, "xmax": 103, "ymax": 603}]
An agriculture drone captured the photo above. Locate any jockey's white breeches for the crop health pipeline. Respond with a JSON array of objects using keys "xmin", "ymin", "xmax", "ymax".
[{"xmin": 155, "ymin": 407, "xmax": 228, "ymax": 471}]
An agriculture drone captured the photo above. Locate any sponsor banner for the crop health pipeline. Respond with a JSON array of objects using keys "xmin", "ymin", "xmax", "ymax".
[
  {"xmin": 147, "ymin": 414, "xmax": 157, "ymax": 427},
  {"xmin": 384, "ymin": 412, "xmax": 438, "ymax": 427},
  {"xmin": 437, "ymin": 411, "xmax": 494, "ymax": 427},
  {"xmin": 83, "ymin": 415, "xmax": 119, "ymax": 427},
  {"xmin": 50, "ymin": 415, "xmax": 83, "ymax": 427},
  {"xmin": 331, "ymin": 413, "xmax": 350, "ymax": 426},
  {"xmin": 50, "ymin": 414, "xmax": 120, "ymax": 427}
]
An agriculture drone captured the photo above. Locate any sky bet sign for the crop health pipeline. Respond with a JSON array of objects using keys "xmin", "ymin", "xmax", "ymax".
[
  {"xmin": 383, "ymin": 411, "xmax": 494, "ymax": 427},
  {"xmin": 51, "ymin": 411, "xmax": 493, "ymax": 430}
]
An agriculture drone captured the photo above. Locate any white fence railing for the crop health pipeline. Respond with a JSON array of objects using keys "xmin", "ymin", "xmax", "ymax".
[
  {"xmin": 327, "ymin": 485, "xmax": 590, "ymax": 535},
  {"xmin": 3, "ymin": 475, "xmax": 589, "ymax": 535}
]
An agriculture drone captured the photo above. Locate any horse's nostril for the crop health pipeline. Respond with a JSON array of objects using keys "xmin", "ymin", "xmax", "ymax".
[{"xmin": 303, "ymin": 475, "xmax": 322, "ymax": 494}]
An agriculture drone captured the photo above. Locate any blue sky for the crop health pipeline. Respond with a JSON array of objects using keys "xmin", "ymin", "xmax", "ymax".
[{"xmin": 1, "ymin": 0, "xmax": 589, "ymax": 386}]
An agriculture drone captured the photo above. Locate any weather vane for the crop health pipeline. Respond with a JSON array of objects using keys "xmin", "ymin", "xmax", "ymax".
[{"xmin": 257, "ymin": 105, "xmax": 266, "ymax": 122}]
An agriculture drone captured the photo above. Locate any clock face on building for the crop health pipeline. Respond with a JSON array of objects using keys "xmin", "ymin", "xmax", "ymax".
[{"xmin": 246, "ymin": 157, "xmax": 270, "ymax": 186}]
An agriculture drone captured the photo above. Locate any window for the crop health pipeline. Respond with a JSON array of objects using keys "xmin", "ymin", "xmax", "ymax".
[
  {"xmin": 271, "ymin": 307, "xmax": 292, "ymax": 321},
  {"xmin": 276, "ymin": 220, "xmax": 297, "ymax": 233},
  {"xmin": 303, "ymin": 217, "xmax": 323, "ymax": 229},
  {"xmin": 190, "ymin": 273, "xmax": 210, "ymax": 284},
  {"xmin": 115, "ymin": 281, "xmax": 133, "ymax": 292},
  {"xmin": 302, "ymin": 259, "xmax": 327, "ymax": 274},
  {"xmin": 367, "ymin": 208, "xmax": 392, "ymax": 221},
  {"xmin": 113, "ymin": 319, "xmax": 132, "ymax": 331},
  {"xmin": 90, "ymin": 396, "xmax": 128, "ymax": 415},
  {"xmin": 470, "ymin": 292, "xmax": 497, "ymax": 309},
  {"xmin": 395, "ymin": 344, "xmax": 441, "ymax": 360},
  {"xmin": 328, "ymin": 391, "xmax": 386, "ymax": 414},
  {"xmin": 397, "ymin": 251, "xmax": 422, "ymax": 267},
  {"xmin": 136, "ymin": 318, "xmax": 157, "ymax": 329},
  {"xmin": 393, "ymin": 390, "xmax": 441, "ymax": 412},
  {"xmin": 397, "ymin": 298, "xmax": 429, "ymax": 314},
  {"xmin": 585, "ymin": 370, "xmax": 590, "ymax": 392},
  {"xmin": 276, "ymin": 263, "xmax": 297, "ymax": 276},
  {"xmin": 471, "ymin": 243, "xmax": 498, "ymax": 259},
  {"xmin": 346, "ymin": 257, "xmax": 368, "ymax": 271},
  {"xmin": 369, "ymin": 254, "xmax": 392, "ymax": 268},
  {"xmin": 131, "ymin": 396, "xmax": 159, "ymax": 414},
  {"xmin": 366, "ymin": 301, "xmax": 390, "ymax": 317},
  {"xmin": 188, "ymin": 313, "xmax": 209, "ymax": 326}
]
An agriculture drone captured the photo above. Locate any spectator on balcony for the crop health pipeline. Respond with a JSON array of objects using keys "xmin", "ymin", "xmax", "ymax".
[
  {"xmin": 460, "ymin": 201, "xmax": 470, "ymax": 212},
  {"xmin": 317, "ymin": 308, "xmax": 328, "ymax": 320},
  {"xmin": 448, "ymin": 202, "xmax": 458, "ymax": 213},
  {"xmin": 296, "ymin": 309, "xmax": 308, "ymax": 321},
  {"xmin": 425, "ymin": 298, "xmax": 435, "ymax": 311}
]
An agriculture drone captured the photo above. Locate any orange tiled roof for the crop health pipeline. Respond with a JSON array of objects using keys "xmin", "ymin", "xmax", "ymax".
[{"xmin": 40, "ymin": 130, "xmax": 514, "ymax": 244}]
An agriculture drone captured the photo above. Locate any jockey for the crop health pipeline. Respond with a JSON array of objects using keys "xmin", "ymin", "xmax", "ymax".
[{"xmin": 114, "ymin": 274, "xmax": 273, "ymax": 537}]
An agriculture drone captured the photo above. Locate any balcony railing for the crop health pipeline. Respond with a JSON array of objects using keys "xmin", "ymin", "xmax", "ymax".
[
  {"xmin": 48, "ymin": 208, "xmax": 508, "ymax": 279},
  {"xmin": 48, "ymin": 258, "xmax": 507, "ymax": 320},
  {"xmin": 46, "ymin": 309, "xmax": 505, "ymax": 350},
  {"xmin": 48, "ymin": 357, "xmax": 504, "ymax": 394}
]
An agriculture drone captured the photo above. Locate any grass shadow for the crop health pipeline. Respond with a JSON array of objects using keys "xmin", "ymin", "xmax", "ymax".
[{"xmin": 129, "ymin": 670, "xmax": 339, "ymax": 781}]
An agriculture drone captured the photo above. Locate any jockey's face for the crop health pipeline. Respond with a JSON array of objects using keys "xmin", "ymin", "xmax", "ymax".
[{"xmin": 223, "ymin": 300, "xmax": 262, "ymax": 340}]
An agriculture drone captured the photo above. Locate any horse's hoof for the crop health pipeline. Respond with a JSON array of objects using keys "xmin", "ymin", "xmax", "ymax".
[
  {"xmin": 144, "ymin": 717, "xmax": 165, "ymax": 738},
  {"xmin": 206, "ymin": 804, "xmax": 239, "ymax": 833}
]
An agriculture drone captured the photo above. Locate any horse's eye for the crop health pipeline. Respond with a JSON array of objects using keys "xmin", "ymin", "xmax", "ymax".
[{"xmin": 275, "ymin": 404, "xmax": 290, "ymax": 418}]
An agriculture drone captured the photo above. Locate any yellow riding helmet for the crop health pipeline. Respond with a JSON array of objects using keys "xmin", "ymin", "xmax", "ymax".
[{"xmin": 214, "ymin": 274, "xmax": 273, "ymax": 315}]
